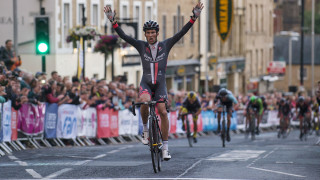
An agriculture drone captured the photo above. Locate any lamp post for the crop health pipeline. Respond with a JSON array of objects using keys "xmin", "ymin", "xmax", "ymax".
[{"xmin": 280, "ymin": 31, "xmax": 299, "ymax": 88}]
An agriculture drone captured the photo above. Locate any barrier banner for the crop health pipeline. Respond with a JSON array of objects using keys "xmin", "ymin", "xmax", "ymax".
[
  {"xmin": 32, "ymin": 103, "xmax": 45, "ymax": 135},
  {"xmin": 230, "ymin": 111, "xmax": 237, "ymax": 130},
  {"xmin": 78, "ymin": 108, "xmax": 97, "ymax": 137},
  {"xmin": 85, "ymin": 108, "xmax": 97, "ymax": 137},
  {"xmin": 97, "ymin": 108, "xmax": 110, "ymax": 138},
  {"xmin": 267, "ymin": 110, "xmax": 280, "ymax": 126},
  {"xmin": 291, "ymin": 108, "xmax": 299, "ymax": 126},
  {"xmin": 260, "ymin": 111, "xmax": 270, "ymax": 128},
  {"xmin": 44, "ymin": 103, "xmax": 58, "ymax": 138},
  {"xmin": 57, "ymin": 104, "xmax": 80, "ymax": 139},
  {"xmin": 197, "ymin": 114, "xmax": 203, "ymax": 132},
  {"xmin": 202, "ymin": 111, "xmax": 216, "ymax": 131},
  {"xmin": 236, "ymin": 110, "xmax": 246, "ymax": 130},
  {"xmin": 131, "ymin": 109, "xmax": 139, "ymax": 135},
  {"xmin": 11, "ymin": 108, "xmax": 18, "ymax": 140},
  {"xmin": 118, "ymin": 109, "xmax": 132, "ymax": 135},
  {"xmin": 19, "ymin": 104, "xmax": 34, "ymax": 135},
  {"xmin": 2, "ymin": 101, "xmax": 12, "ymax": 142},
  {"xmin": 109, "ymin": 109, "xmax": 119, "ymax": 137},
  {"xmin": 169, "ymin": 111, "xmax": 177, "ymax": 134},
  {"xmin": 118, "ymin": 109, "xmax": 139, "ymax": 135}
]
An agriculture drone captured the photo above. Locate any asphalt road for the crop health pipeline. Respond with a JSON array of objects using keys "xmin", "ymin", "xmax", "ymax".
[{"xmin": 0, "ymin": 130, "xmax": 319, "ymax": 180}]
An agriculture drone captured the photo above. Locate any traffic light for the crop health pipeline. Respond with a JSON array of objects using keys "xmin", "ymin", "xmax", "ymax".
[{"xmin": 35, "ymin": 16, "xmax": 50, "ymax": 55}]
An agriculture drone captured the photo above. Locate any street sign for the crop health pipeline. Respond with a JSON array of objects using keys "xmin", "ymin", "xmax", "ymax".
[{"xmin": 267, "ymin": 61, "xmax": 286, "ymax": 75}]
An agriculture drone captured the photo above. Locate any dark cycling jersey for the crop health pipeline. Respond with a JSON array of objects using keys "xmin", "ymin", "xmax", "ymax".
[
  {"xmin": 296, "ymin": 102, "xmax": 310, "ymax": 115},
  {"xmin": 113, "ymin": 19, "xmax": 195, "ymax": 101},
  {"xmin": 279, "ymin": 102, "xmax": 291, "ymax": 116},
  {"xmin": 182, "ymin": 97, "xmax": 201, "ymax": 113}
]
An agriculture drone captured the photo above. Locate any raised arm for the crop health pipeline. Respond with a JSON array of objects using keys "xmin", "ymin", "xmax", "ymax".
[
  {"xmin": 165, "ymin": 2, "xmax": 204, "ymax": 50},
  {"xmin": 104, "ymin": 5, "xmax": 140, "ymax": 48}
]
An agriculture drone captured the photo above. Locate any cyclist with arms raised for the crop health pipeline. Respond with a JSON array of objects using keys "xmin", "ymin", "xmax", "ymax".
[
  {"xmin": 296, "ymin": 96, "xmax": 312, "ymax": 140},
  {"xmin": 178, "ymin": 91, "xmax": 202, "ymax": 143},
  {"xmin": 246, "ymin": 96, "xmax": 263, "ymax": 135},
  {"xmin": 214, "ymin": 88, "xmax": 238, "ymax": 142},
  {"xmin": 104, "ymin": 2, "xmax": 203, "ymax": 161}
]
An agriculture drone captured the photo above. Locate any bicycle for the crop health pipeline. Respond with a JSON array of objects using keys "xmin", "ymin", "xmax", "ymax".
[
  {"xmin": 278, "ymin": 114, "xmax": 290, "ymax": 139},
  {"xmin": 246, "ymin": 107, "xmax": 257, "ymax": 140},
  {"xmin": 131, "ymin": 100, "xmax": 167, "ymax": 173},
  {"xmin": 220, "ymin": 105, "xmax": 227, "ymax": 148},
  {"xmin": 301, "ymin": 115, "xmax": 309, "ymax": 141},
  {"xmin": 179, "ymin": 112, "xmax": 196, "ymax": 147}
]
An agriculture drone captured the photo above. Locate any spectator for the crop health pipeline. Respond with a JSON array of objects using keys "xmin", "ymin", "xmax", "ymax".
[
  {"xmin": 0, "ymin": 40, "xmax": 18, "ymax": 70},
  {"xmin": 49, "ymin": 71, "xmax": 58, "ymax": 82}
]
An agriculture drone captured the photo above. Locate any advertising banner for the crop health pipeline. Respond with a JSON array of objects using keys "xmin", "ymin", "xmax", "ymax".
[
  {"xmin": 57, "ymin": 104, "xmax": 80, "ymax": 139},
  {"xmin": 32, "ymin": 103, "xmax": 45, "ymax": 135},
  {"xmin": 2, "ymin": 101, "xmax": 12, "ymax": 142},
  {"xmin": 131, "ymin": 109, "xmax": 139, "ymax": 136},
  {"xmin": 11, "ymin": 108, "xmax": 18, "ymax": 140},
  {"xmin": 118, "ymin": 109, "xmax": 132, "ymax": 135},
  {"xmin": 19, "ymin": 104, "xmax": 35, "ymax": 135},
  {"xmin": 109, "ymin": 109, "xmax": 119, "ymax": 137},
  {"xmin": 215, "ymin": 0, "xmax": 234, "ymax": 42},
  {"xmin": 236, "ymin": 110, "xmax": 246, "ymax": 130},
  {"xmin": 97, "ymin": 108, "xmax": 110, "ymax": 138},
  {"xmin": 78, "ymin": 108, "xmax": 97, "ymax": 137},
  {"xmin": 202, "ymin": 111, "xmax": 216, "ymax": 131},
  {"xmin": 44, "ymin": 103, "xmax": 58, "ymax": 138},
  {"xmin": 267, "ymin": 110, "xmax": 280, "ymax": 126},
  {"xmin": 169, "ymin": 111, "xmax": 177, "ymax": 134}
]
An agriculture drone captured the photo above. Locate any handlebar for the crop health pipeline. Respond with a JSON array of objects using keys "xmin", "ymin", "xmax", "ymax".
[{"xmin": 131, "ymin": 100, "xmax": 168, "ymax": 116}]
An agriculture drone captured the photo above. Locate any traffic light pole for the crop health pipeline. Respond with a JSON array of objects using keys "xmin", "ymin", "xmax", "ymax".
[{"xmin": 42, "ymin": 55, "xmax": 46, "ymax": 73}]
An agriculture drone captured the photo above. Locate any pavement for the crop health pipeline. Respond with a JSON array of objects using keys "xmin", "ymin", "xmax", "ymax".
[{"xmin": 0, "ymin": 130, "xmax": 319, "ymax": 180}]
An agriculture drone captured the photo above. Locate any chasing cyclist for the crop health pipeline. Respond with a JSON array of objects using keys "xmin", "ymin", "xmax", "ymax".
[
  {"xmin": 104, "ymin": 2, "xmax": 203, "ymax": 160},
  {"xmin": 214, "ymin": 88, "xmax": 238, "ymax": 142},
  {"xmin": 246, "ymin": 96, "xmax": 264, "ymax": 135},
  {"xmin": 178, "ymin": 91, "xmax": 202, "ymax": 143},
  {"xmin": 277, "ymin": 98, "xmax": 292, "ymax": 136},
  {"xmin": 295, "ymin": 96, "xmax": 312, "ymax": 140}
]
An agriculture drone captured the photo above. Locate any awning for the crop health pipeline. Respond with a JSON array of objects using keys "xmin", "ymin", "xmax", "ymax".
[{"xmin": 167, "ymin": 59, "xmax": 200, "ymax": 67}]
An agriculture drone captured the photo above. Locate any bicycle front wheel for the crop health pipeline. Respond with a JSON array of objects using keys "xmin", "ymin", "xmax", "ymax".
[
  {"xmin": 149, "ymin": 116, "xmax": 158, "ymax": 173},
  {"xmin": 221, "ymin": 118, "xmax": 226, "ymax": 148},
  {"xmin": 186, "ymin": 118, "xmax": 193, "ymax": 147}
]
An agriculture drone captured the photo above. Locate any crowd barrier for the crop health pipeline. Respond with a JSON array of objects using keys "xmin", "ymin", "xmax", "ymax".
[{"xmin": 0, "ymin": 100, "xmax": 282, "ymax": 156}]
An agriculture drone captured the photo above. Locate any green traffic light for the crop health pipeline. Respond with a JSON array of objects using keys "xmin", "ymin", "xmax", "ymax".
[{"xmin": 38, "ymin": 43, "xmax": 48, "ymax": 53}]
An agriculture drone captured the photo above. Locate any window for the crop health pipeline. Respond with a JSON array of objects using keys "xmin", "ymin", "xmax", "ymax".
[
  {"xmin": 180, "ymin": 16, "xmax": 184, "ymax": 44},
  {"xmin": 123, "ymin": 5, "xmax": 128, "ymax": 19},
  {"xmin": 261, "ymin": 5, "xmax": 264, "ymax": 32},
  {"xmin": 261, "ymin": 49, "xmax": 264, "ymax": 73},
  {"xmin": 173, "ymin": 16, "xmax": 177, "ymax": 34},
  {"xmin": 256, "ymin": 49, "xmax": 259, "ymax": 76},
  {"xmin": 186, "ymin": 75, "xmax": 194, "ymax": 91},
  {"xmin": 249, "ymin": 4, "xmax": 252, "ymax": 32},
  {"xmin": 256, "ymin": 4, "xmax": 258, "ymax": 32},
  {"xmin": 162, "ymin": 15, "xmax": 166, "ymax": 40},
  {"xmin": 133, "ymin": 3, "xmax": 141, "ymax": 39},
  {"xmin": 78, "ymin": 4, "xmax": 84, "ymax": 25},
  {"xmin": 63, "ymin": 3, "xmax": 70, "ymax": 47},
  {"xmin": 146, "ymin": 6, "xmax": 152, "ymax": 21},
  {"xmin": 92, "ymin": 4, "xmax": 98, "ymax": 26}
]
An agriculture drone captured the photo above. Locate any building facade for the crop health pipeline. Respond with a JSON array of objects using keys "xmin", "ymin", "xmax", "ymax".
[{"xmin": 200, "ymin": 0, "xmax": 274, "ymax": 95}]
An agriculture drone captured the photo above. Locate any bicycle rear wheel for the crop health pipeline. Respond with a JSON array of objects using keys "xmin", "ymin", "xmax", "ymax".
[
  {"xmin": 186, "ymin": 118, "xmax": 193, "ymax": 147},
  {"xmin": 251, "ymin": 116, "xmax": 256, "ymax": 140},
  {"xmin": 221, "ymin": 118, "xmax": 226, "ymax": 147},
  {"xmin": 155, "ymin": 117, "xmax": 162, "ymax": 172},
  {"xmin": 149, "ymin": 116, "xmax": 158, "ymax": 173}
]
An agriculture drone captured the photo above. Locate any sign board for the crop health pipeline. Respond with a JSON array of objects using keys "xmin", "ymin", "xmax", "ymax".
[
  {"xmin": 215, "ymin": 0, "xmax": 234, "ymax": 42},
  {"xmin": 122, "ymin": 54, "xmax": 141, "ymax": 66},
  {"xmin": 267, "ymin": 61, "xmax": 286, "ymax": 74}
]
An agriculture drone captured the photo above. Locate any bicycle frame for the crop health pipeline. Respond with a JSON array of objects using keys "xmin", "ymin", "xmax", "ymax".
[{"xmin": 180, "ymin": 112, "xmax": 196, "ymax": 147}]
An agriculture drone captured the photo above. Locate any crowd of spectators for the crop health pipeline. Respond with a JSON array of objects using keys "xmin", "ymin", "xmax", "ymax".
[{"xmin": 0, "ymin": 39, "xmax": 318, "ymax": 114}]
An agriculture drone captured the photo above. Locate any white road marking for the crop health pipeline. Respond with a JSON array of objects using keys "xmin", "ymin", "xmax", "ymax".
[
  {"xmin": 207, "ymin": 150, "xmax": 266, "ymax": 162},
  {"xmin": 263, "ymin": 147, "xmax": 278, "ymax": 159},
  {"xmin": 25, "ymin": 169, "xmax": 42, "ymax": 178},
  {"xmin": 276, "ymin": 161, "xmax": 294, "ymax": 164},
  {"xmin": 15, "ymin": 160, "xmax": 28, "ymax": 166},
  {"xmin": 8, "ymin": 155, "xmax": 18, "ymax": 160},
  {"xmin": 75, "ymin": 160, "xmax": 92, "ymax": 165},
  {"xmin": 177, "ymin": 151, "xmax": 228, "ymax": 178},
  {"xmin": 94, "ymin": 154, "xmax": 107, "ymax": 159},
  {"xmin": 248, "ymin": 166, "xmax": 306, "ymax": 178},
  {"xmin": 45, "ymin": 168, "xmax": 72, "ymax": 179},
  {"xmin": 107, "ymin": 149, "xmax": 120, "ymax": 154}
]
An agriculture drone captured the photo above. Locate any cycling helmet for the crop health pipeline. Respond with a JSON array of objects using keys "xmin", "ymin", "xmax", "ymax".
[
  {"xmin": 187, "ymin": 91, "xmax": 197, "ymax": 101},
  {"xmin": 260, "ymin": 96, "xmax": 265, "ymax": 101},
  {"xmin": 280, "ymin": 98, "xmax": 285, "ymax": 103},
  {"xmin": 218, "ymin": 88, "xmax": 228, "ymax": 97},
  {"xmin": 143, "ymin": 20, "xmax": 159, "ymax": 32},
  {"xmin": 298, "ymin": 96, "xmax": 305, "ymax": 102},
  {"xmin": 250, "ymin": 96, "xmax": 257, "ymax": 103}
]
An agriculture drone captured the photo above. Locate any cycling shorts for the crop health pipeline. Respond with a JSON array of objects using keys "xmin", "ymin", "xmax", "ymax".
[
  {"xmin": 180, "ymin": 107, "xmax": 199, "ymax": 121},
  {"xmin": 217, "ymin": 102, "xmax": 233, "ymax": 114},
  {"xmin": 139, "ymin": 78, "xmax": 168, "ymax": 101}
]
